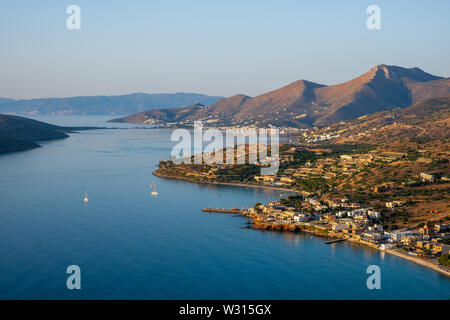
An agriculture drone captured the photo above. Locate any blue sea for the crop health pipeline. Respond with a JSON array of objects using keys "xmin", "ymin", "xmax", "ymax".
[{"xmin": 0, "ymin": 115, "xmax": 448, "ymax": 299}]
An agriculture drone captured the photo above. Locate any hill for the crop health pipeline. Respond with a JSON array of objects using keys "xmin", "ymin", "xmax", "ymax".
[
  {"xmin": 0, "ymin": 93, "xmax": 223, "ymax": 115},
  {"xmin": 110, "ymin": 65, "xmax": 450, "ymax": 127},
  {"xmin": 0, "ymin": 114, "xmax": 98, "ymax": 154},
  {"xmin": 321, "ymin": 96, "xmax": 450, "ymax": 145}
]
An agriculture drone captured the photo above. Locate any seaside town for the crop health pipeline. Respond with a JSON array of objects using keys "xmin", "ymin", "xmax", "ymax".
[
  {"xmin": 239, "ymin": 197, "xmax": 450, "ymax": 275},
  {"xmin": 155, "ymin": 140, "xmax": 450, "ymax": 275}
]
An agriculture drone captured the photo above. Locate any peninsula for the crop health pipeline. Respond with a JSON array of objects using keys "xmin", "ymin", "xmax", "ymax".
[{"xmin": 0, "ymin": 114, "xmax": 100, "ymax": 154}]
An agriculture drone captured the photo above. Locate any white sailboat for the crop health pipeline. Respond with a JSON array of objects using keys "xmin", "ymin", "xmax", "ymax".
[
  {"xmin": 84, "ymin": 192, "xmax": 89, "ymax": 203},
  {"xmin": 151, "ymin": 184, "xmax": 158, "ymax": 196}
]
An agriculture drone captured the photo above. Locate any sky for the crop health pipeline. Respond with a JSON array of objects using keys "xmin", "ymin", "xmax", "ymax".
[{"xmin": 1, "ymin": 0, "xmax": 450, "ymax": 99}]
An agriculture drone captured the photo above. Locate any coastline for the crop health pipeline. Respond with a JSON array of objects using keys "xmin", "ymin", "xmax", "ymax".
[
  {"xmin": 250, "ymin": 219, "xmax": 450, "ymax": 278},
  {"xmin": 154, "ymin": 169, "xmax": 450, "ymax": 278},
  {"xmin": 384, "ymin": 248, "xmax": 450, "ymax": 278}
]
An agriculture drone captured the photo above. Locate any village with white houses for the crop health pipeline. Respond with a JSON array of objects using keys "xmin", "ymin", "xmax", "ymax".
[
  {"xmin": 156, "ymin": 137, "xmax": 450, "ymax": 274},
  {"xmin": 245, "ymin": 197, "xmax": 450, "ymax": 258}
]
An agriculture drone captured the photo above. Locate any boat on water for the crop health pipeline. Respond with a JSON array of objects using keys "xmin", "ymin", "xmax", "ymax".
[{"xmin": 83, "ymin": 192, "xmax": 89, "ymax": 203}]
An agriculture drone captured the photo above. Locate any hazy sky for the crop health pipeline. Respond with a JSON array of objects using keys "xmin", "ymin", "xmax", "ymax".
[{"xmin": 1, "ymin": 0, "xmax": 450, "ymax": 99}]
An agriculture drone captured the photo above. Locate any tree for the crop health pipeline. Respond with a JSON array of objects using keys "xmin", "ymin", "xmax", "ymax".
[{"xmin": 438, "ymin": 254, "xmax": 450, "ymax": 267}]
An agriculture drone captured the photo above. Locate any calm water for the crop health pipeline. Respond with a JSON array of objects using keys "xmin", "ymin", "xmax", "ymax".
[{"xmin": 0, "ymin": 115, "xmax": 449, "ymax": 299}]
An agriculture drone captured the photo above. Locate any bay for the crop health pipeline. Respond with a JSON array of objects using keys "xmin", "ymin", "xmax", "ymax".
[{"xmin": 0, "ymin": 115, "xmax": 448, "ymax": 299}]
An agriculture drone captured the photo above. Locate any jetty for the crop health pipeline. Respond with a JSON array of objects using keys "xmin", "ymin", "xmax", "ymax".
[{"xmin": 202, "ymin": 208, "xmax": 245, "ymax": 214}]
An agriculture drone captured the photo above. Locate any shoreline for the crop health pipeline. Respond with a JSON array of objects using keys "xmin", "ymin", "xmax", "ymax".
[
  {"xmin": 154, "ymin": 170, "xmax": 450, "ymax": 278},
  {"xmin": 384, "ymin": 248, "xmax": 450, "ymax": 278},
  {"xmin": 153, "ymin": 170, "xmax": 301, "ymax": 194},
  {"xmin": 249, "ymin": 219, "xmax": 450, "ymax": 278}
]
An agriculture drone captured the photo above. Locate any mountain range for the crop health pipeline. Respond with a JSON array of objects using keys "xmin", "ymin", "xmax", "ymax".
[
  {"xmin": 0, "ymin": 93, "xmax": 223, "ymax": 115},
  {"xmin": 110, "ymin": 65, "xmax": 450, "ymax": 128}
]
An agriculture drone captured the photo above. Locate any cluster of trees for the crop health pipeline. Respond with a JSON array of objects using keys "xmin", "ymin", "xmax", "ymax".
[
  {"xmin": 322, "ymin": 143, "xmax": 375, "ymax": 156},
  {"xmin": 280, "ymin": 196, "xmax": 303, "ymax": 209},
  {"xmin": 438, "ymin": 254, "xmax": 450, "ymax": 267},
  {"xmin": 292, "ymin": 151, "xmax": 319, "ymax": 165},
  {"xmin": 294, "ymin": 177, "xmax": 329, "ymax": 193},
  {"xmin": 216, "ymin": 164, "xmax": 259, "ymax": 182},
  {"xmin": 430, "ymin": 157, "xmax": 449, "ymax": 166},
  {"xmin": 405, "ymin": 148, "xmax": 420, "ymax": 161}
]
